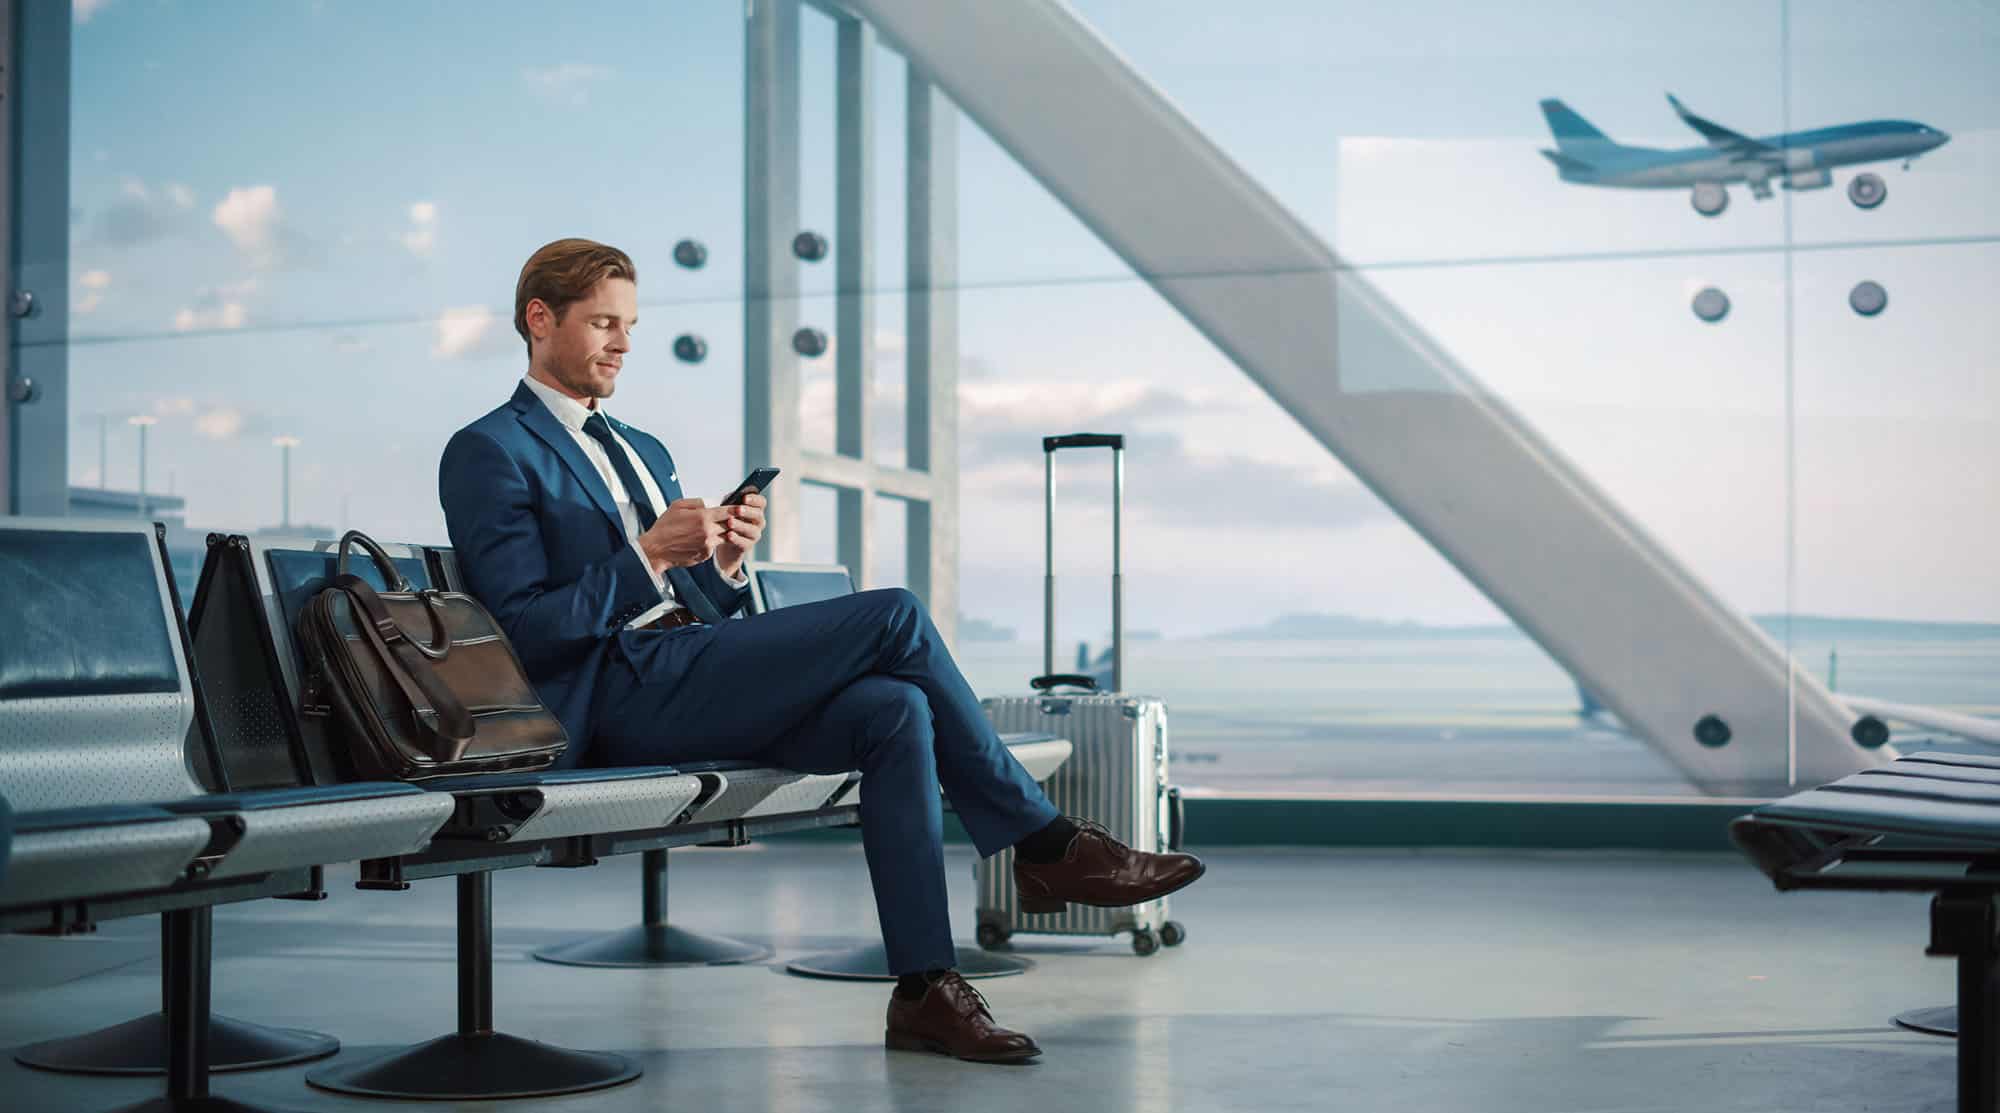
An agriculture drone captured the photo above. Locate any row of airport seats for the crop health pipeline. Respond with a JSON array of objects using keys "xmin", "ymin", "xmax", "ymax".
[
  {"xmin": 1734, "ymin": 753, "xmax": 2000, "ymax": 1113},
  {"xmin": 0, "ymin": 519, "xmax": 1072, "ymax": 1110}
]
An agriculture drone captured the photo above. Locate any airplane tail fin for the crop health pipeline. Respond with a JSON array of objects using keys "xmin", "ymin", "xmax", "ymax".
[{"xmin": 1539, "ymin": 98, "xmax": 1621, "ymax": 155}]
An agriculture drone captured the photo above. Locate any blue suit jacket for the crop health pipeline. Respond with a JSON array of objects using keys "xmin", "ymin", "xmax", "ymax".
[{"xmin": 439, "ymin": 381, "xmax": 749, "ymax": 766}]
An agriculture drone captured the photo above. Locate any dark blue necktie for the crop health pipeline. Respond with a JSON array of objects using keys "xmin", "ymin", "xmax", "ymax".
[{"xmin": 581, "ymin": 412, "xmax": 725, "ymax": 624}]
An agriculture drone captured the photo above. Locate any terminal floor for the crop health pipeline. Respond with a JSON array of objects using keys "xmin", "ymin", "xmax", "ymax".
[{"xmin": 0, "ymin": 843, "xmax": 1955, "ymax": 1113}]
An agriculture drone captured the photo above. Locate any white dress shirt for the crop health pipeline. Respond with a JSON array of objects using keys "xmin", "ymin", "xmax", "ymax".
[{"xmin": 521, "ymin": 376, "xmax": 743, "ymax": 629}]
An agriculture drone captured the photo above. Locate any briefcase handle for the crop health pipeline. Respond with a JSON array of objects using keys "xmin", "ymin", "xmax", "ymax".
[
  {"xmin": 336, "ymin": 529, "xmax": 414, "ymax": 591},
  {"xmin": 332, "ymin": 530, "xmax": 451, "ymax": 661}
]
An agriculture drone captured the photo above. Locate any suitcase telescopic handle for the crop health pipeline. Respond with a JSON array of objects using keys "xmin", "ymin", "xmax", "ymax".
[
  {"xmin": 1042, "ymin": 433, "xmax": 1124, "ymax": 692},
  {"xmin": 1043, "ymin": 432, "xmax": 1125, "ymax": 452}
]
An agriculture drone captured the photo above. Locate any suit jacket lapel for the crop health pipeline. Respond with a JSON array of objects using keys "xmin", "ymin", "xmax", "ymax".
[
  {"xmin": 509, "ymin": 383, "xmax": 622, "ymax": 531},
  {"xmin": 616, "ymin": 422, "xmax": 682, "ymax": 505}
]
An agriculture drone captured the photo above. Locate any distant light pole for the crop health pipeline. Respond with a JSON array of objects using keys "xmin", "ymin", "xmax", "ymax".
[
  {"xmin": 273, "ymin": 436, "xmax": 301, "ymax": 529},
  {"xmin": 129, "ymin": 415, "xmax": 159, "ymax": 519}
]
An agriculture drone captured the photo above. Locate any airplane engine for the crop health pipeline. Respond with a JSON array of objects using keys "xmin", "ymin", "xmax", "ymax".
[
  {"xmin": 1780, "ymin": 148, "xmax": 1831, "ymax": 190},
  {"xmin": 1690, "ymin": 182, "xmax": 1728, "ymax": 216}
]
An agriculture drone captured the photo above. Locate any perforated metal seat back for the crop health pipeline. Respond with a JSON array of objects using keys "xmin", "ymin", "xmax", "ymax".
[
  {"xmin": 206, "ymin": 537, "xmax": 433, "ymax": 788},
  {"xmin": 0, "ymin": 520, "xmax": 203, "ymax": 811}
]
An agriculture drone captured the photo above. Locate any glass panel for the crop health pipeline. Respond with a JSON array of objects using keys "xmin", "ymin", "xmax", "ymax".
[
  {"xmin": 872, "ymin": 493, "xmax": 907, "ymax": 589},
  {"xmin": 797, "ymin": 482, "xmax": 840, "ymax": 566},
  {"xmin": 953, "ymin": 257, "xmax": 1789, "ymax": 796},
  {"xmin": 955, "ymin": 0, "xmax": 1786, "ymax": 290},
  {"xmin": 1791, "ymin": 243, "xmax": 2000, "ymax": 748},
  {"xmin": 1787, "ymin": 0, "xmax": 1997, "ymax": 247},
  {"xmin": 68, "ymin": 1, "xmax": 744, "ymax": 565}
]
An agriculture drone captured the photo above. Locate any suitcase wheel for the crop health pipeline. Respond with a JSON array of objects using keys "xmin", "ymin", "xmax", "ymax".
[
  {"xmin": 1161, "ymin": 921, "xmax": 1186, "ymax": 947},
  {"xmin": 976, "ymin": 921, "xmax": 1012, "ymax": 950},
  {"xmin": 1131, "ymin": 928, "xmax": 1160, "ymax": 957}
]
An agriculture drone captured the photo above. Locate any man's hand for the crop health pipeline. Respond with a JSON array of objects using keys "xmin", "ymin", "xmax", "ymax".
[
  {"xmin": 713, "ymin": 492, "xmax": 766, "ymax": 581},
  {"xmin": 638, "ymin": 498, "xmax": 732, "ymax": 574}
]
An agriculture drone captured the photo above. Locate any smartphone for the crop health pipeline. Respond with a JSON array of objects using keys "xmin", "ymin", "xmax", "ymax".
[{"xmin": 721, "ymin": 466, "xmax": 781, "ymax": 507}]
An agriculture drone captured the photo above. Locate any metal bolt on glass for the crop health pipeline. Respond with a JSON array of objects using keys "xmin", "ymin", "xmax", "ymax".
[
  {"xmin": 1849, "ymin": 281, "xmax": 1888, "ymax": 317},
  {"xmin": 1691, "ymin": 287, "xmax": 1730, "ymax": 323}
]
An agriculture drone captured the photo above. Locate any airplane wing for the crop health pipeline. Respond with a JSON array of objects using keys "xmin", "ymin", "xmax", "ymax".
[{"xmin": 1667, "ymin": 93, "xmax": 1779, "ymax": 162}]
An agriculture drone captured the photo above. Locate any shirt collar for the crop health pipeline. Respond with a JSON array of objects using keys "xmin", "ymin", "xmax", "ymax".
[{"xmin": 521, "ymin": 374, "xmax": 605, "ymax": 434}]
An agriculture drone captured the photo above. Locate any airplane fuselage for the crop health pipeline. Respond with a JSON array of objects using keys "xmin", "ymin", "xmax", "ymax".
[{"xmin": 1558, "ymin": 120, "xmax": 1948, "ymax": 190}]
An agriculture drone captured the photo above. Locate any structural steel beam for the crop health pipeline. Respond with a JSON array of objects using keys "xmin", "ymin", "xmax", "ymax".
[
  {"xmin": 904, "ymin": 67, "xmax": 958, "ymax": 646},
  {"xmin": 744, "ymin": 0, "xmax": 804, "ymax": 561}
]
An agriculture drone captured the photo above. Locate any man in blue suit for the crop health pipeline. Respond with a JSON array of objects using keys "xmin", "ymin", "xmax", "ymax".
[{"xmin": 440, "ymin": 239, "xmax": 1204, "ymax": 1062}]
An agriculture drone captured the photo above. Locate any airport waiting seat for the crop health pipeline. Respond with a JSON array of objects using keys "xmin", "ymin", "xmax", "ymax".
[
  {"xmin": 1732, "ymin": 751, "xmax": 2000, "ymax": 1113},
  {"xmin": 422, "ymin": 544, "xmax": 853, "ymax": 969},
  {"xmin": 186, "ymin": 533, "xmax": 858, "ymax": 1098},
  {"xmin": 0, "ymin": 518, "xmax": 454, "ymax": 1113},
  {"xmin": 426, "ymin": 544, "xmax": 1075, "ymax": 975}
]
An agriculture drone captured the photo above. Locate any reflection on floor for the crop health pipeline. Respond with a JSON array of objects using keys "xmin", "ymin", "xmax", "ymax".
[{"xmin": 0, "ymin": 843, "xmax": 1954, "ymax": 1113}]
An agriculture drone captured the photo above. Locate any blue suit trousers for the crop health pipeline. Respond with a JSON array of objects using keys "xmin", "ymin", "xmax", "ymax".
[{"xmin": 592, "ymin": 587, "xmax": 1059, "ymax": 974}]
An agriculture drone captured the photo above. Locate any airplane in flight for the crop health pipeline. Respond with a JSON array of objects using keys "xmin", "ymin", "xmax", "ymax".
[{"xmin": 1539, "ymin": 94, "xmax": 1949, "ymax": 216}]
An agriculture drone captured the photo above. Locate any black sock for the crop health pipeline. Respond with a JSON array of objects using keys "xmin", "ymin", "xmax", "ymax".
[
  {"xmin": 894, "ymin": 967, "xmax": 952, "ymax": 1001},
  {"xmin": 1013, "ymin": 816, "xmax": 1080, "ymax": 864}
]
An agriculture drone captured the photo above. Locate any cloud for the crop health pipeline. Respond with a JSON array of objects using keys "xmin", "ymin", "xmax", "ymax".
[
  {"xmin": 74, "ymin": 0, "xmax": 111, "ymax": 23},
  {"xmin": 194, "ymin": 408, "xmax": 246, "ymax": 440},
  {"xmin": 956, "ymin": 379, "xmax": 1197, "ymax": 465},
  {"xmin": 954, "ymin": 376, "xmax": 1386, "ymax": 531},
  {"xmin": 402, "ymin": 201, "xmax": 437, "ymax": 258},
  {"xmin": 93, "ymin": 178, "xmax": 193, "ymax": 248},
  {"xmin": 173, "ymin": 302, "xmax": 248, "ymax": 332},
  {"xmin": 75, "ymin": 269, "xmax": 111, "ymax": 314},
  {"xmin": 212, "ymin": 186, "xmax": 281, "ymax": 265},
  {"xmin": 523, "ymin": 64, "xmax": 614, "ymax": 105},
  {"xmin": 433, "ymin": 305, "xmax": 508, "ymax": 358},
  {"xmin": 170, "ymin": 280, "xmax": 256, "ymax": 332},
  {"xmin": 153, "ymin": 397, "xmax": 196, "ymax": 417}
]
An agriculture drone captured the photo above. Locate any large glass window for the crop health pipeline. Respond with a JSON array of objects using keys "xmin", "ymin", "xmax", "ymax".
[{"xmin": 60, "ymin": 0, "xmax": 1998, "ymax": 799}]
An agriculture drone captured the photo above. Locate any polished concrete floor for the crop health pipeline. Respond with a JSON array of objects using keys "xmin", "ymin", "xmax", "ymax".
[{"xmin": 0, "ymin": 843, "xmax": 1957, "ymax": 1113}]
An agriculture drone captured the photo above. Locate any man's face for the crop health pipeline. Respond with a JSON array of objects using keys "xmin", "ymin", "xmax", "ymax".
[{"xmin": 532, "ymin": 276, "xmax": 637, "ymax": 403}]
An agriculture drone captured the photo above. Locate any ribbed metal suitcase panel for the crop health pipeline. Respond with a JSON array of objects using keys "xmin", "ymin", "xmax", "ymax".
[{"xmin": 979, "ymin": 693, "xmax": 1169, "ymax": 938}]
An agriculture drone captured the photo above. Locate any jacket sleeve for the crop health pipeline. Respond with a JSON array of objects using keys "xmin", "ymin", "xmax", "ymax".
[
  {"xmin": 690, "ymin": 559, "xmax": 753, "ymax": 619},
  {"xmin": 440, "ymin": 428, "xmax": 663, "ymax": 671}
]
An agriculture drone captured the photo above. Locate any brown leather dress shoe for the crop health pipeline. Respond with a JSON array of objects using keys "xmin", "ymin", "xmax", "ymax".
[
  {"xmin": 1012, "ymin": 819, "xmax": 1206, "ymax": 914},
  {"xmin": 885, "ymin": 972, "xmax": 1041, "ymax": 1063}
]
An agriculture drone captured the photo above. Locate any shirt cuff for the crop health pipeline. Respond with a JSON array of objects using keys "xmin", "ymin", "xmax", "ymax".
[
  {"xmin": 714, "ymin": 556, "xmax": 749, "ymax": 587},
  {"xmin": 630, "ymin": 537, "xmax": 669, "ymax": 595}
]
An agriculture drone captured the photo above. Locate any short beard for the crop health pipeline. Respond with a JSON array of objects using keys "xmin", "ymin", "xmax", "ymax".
[{"xmin": 550, "ymin": 351, "xmax": 612, "ymax": 401}]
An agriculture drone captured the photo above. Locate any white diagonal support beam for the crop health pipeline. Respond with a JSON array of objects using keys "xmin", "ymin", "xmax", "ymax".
[{"xmin": 846, "ymin": 0, "xmax": 1886, "ymax": 794}]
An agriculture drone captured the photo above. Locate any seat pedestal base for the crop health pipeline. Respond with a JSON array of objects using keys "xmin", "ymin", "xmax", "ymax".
[
  {"xmin": 16, "ymin": 1012, "xmax": 338, "ymax": 1076},
  {"xmin": 786, "ymin": 942, "xmax": 1031, "ymax": 981},
  {"xmin": 1893, "ymin": 1005, "xmax": 1957, "ymax": 1038},
  {"xmin": 532, "ymin": 922, "xmax": 774, "ymax": 968},
  {"xmin": 305, "ymin": 1031, "xmax": 639, "ymax": 1100}
]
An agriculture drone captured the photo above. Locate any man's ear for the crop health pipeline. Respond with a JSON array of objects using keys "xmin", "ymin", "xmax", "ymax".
[{"xmin": 525, "ymin": 298, "xmax": 553, "ymax": 341}]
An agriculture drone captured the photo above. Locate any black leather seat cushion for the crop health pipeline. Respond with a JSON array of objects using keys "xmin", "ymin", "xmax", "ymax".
[{"xmin": 0, "ymin": 530, "xmax": 179, "ymax": 699}]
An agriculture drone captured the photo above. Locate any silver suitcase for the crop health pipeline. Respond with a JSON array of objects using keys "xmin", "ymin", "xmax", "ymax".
[{"xmin": 976, "ymin": 433, "xmax": 1188, "ymax": 957}]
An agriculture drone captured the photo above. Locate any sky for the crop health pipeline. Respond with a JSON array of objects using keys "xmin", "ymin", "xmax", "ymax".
[{"xmin": 56, "ymin": 0, "xmax": 2000, "ymax": 638}]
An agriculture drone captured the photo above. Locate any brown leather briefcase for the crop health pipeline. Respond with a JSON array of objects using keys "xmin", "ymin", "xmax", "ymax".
[{"xmin": 299, "ymin": 531, "xmax": 567, "ymax": 781}]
